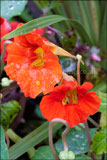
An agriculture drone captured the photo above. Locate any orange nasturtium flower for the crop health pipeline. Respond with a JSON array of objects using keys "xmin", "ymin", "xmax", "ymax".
[
  {"xmin": 40, "ymin": 80, "xmax": 101, "ymax": 128},
  {"xmin": 0, "ymin": 17, "xmax": 19, "ymax": 62},
  {"xmin": 4, "ymin": 24, "xmax": 62, "ymax": 98}
]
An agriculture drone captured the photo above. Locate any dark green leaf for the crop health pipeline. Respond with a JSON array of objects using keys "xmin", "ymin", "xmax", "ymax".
[
  {"xmin": 32, "ymin": 146, "xmax": 55, "ymax": 160},
  {"xmin": 0, "ymin": 101, "xmax": 21, "ymax": 130},
  {"xmin": 43, "ymin": 1, "xmax": 61, "ymax": 13},
  {"xmin": 20, "ymin": 8, "xmax": 34, "ymax": 22},
  {"xmin": 98, "ymin": 91, "xmax": 107, "ymax": 114},
  {"xmin": 99, "ymin": 8, "xmax": 107, "ymax": 53},
  {"xmin": 101, "ymin": 59, "xmax": 107, "ymax": 70},
  {"xmin": 0, "ymin": 126, "xmax": 9, "ymax": 160},
  {"xmin": 55, "ymin": 128, "xmax": 97, "ymax": 155},
  {"xmin": 8, "ymin": 121, "xmax": 63, "ymax": 159},
  {"xmin": 75, "ymin": 154, "xmax": 92, "ymax": 160},
  {"xmin": 34, "ymin": 104, "xmax": 45, "ymax": 119},
  {"xmin": 1, "ymin": 0, "xmax": 28, "ymax": 20},
  {"xmin": 91, "ymin": 81, "xmax": 106, "ymax": 93},
  {"xmin": 91, "ymin": 126, "xmax": 107, "ymax": 154},
  {"xmin": 61, "ymin": 1, "xmax": 82, "ymax": 22},
  {"xmin": 77, "ymin": 1, "xmax": 97, "ymax": 45},
  {"xmin": 88, "ymin": 1, "xmax": 101, "ymax": 41}
]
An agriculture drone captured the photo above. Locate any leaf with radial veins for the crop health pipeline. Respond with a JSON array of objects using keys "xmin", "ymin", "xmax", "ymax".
[
  {"xmin": 55, "ymin": 128, "xmax": 97, "ymax": 155},
  {"xmin": 31, "ymin": 146, "xmax": 92, "ymax": 160},
  {"xmin": 1, "ymin": 0, "xmax": 28, "ymax": 20},
  {"xmin": 1, "ymin": 15, "xmax": 92, "ymax": 46}
]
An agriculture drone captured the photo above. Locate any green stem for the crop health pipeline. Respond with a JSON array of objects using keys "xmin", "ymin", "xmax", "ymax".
[{"xmin": 6, "ymin": 129, "xmax": 35, "ymax": 159}]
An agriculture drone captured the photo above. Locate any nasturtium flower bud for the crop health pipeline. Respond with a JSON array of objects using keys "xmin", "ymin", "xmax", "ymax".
[
  {"xmin": 59, "ymin": 150, "xmax": 75, "ymax": 160},
  {"xmin": 1, "ymin": 77, "xmax": 13, "ymax": 87}
]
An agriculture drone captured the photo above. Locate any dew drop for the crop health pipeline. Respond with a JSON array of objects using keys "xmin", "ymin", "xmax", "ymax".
[
  {"xmin": 20, "ymin": 32, "xmax": 23, "ymax": 35},
  {"xmin": 9, "ymin": 5, "xmax": 14, "ymax": 10},
  {"xmin": 16, "ymin": 64, "xmax": 20, "ymax": 69},
  {"xmin": 72, "ymin": 138, "xmax": 75, "ymax": 141},
  {"xmin": 82, "ymin": 143, "xmax": 85, "ymax": 146},
  {"xmin": 75, "ymin": 134, "xmax": 79, "ymax": 138},
  {"xmin": 36, "ymin": 80, "xmax": 40, "ymax": 86}
]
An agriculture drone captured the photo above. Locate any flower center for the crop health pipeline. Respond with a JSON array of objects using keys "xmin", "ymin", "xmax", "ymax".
[
  {"xmin": 31, "ymin": 47, "xmax": 45, "ymax": 67},
  {"xmin": 62, "ymin": 89, "xmax": 78, "ymax": 105}
]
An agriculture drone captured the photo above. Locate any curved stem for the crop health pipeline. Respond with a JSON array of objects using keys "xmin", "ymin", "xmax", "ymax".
[{"xmin": 49, "ymin": 118, "xmax": 70, "ymax": 160}]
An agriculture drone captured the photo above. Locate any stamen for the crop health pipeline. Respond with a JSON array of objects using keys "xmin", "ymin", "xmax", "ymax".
[
  {"xmin": 36, "ymin": 80, "xmax": 40, "ymax": 86},
  {"xmin": 62, "ymin": 89, "xmax": 78, "ymax": 105},
  {"xmin": 62, "ymin": 97, "xmax": 67, "ymax": 105},
  {"xmin": 34, "ymin": 47, "xmax": 45, "ymax": 58},
  {"xmin": 31, "ymin": 47, "xmax": 45, "ymax": 67},
  {"xmin": 69, "ymin": 89, "xmax": 78, "ymax": 104},
  {"xmin": 31, "ymin": 59, "xmax": 44, "ymax": 67}
]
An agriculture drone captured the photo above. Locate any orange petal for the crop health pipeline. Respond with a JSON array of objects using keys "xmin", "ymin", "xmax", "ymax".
[
  {"xmin": 40, "ymin": 95, "xmax": 65, "ymax": 120},
  {"xmin": 14, "ymin": 34, "xmax": 30, "ymax": 47},
  {"xmin": 16, "ymin": 65, "xmax": 32, "ymax": 97},
  {"xmin": 78, "ymin": 91, "xmax": 101, "ymax": 115},
  {"xmin": 77, "ymin": 82, "xmax": 93, "ymax": 95},
  {"xmin": 4, "ymin": 63, "xmax": 20, "ymax": 80},
  {"xmin": 41, "ymin": 61, "xmax": 62, "ymax": 94},
  {"xmin": 29, "ymin": 69, "xmax": 44, "ymax": 98}
]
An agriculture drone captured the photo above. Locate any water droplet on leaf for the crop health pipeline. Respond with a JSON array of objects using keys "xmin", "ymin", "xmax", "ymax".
[{"xmin": 9, "ymin": 5, "xmax": 14, "ymax": 10}]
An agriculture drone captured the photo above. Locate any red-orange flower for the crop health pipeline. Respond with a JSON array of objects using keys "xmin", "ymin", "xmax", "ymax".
[
  {"xmin": 0, "ymin": 17, "xmax": 19, "ymax": 62},
  {"xmin": 4, "ymin": 24, "xmax": 62, "ymax": 98},
  {"xmin": 40, "ymin": 80, "xmax": 101, "ymax": 128}
]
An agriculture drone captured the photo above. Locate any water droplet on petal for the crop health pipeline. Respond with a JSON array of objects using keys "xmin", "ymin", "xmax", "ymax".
[{"xmin": 36, "ymin": 80, "xmax": 40, "ymax": 86}]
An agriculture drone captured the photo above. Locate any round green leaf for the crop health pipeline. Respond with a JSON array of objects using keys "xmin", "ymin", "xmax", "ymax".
[
  {"xmin": 1, "ymin": 0, "xmax": 28, "ymax": 20},
  {"xmin": 55, "ymin": 128, "xmax": 97, "ymax": 155},
  {"xmin": 75, "ymin": 154, "xmax": 92, "ymax": 160}
]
